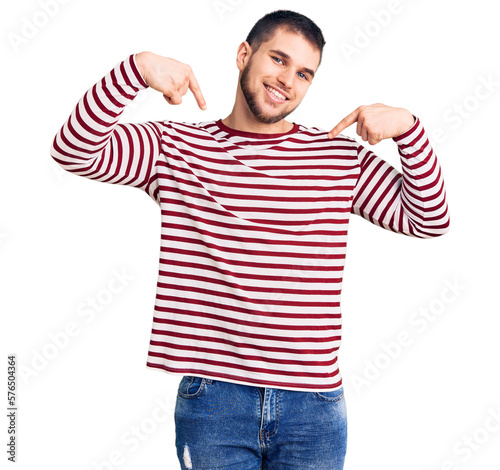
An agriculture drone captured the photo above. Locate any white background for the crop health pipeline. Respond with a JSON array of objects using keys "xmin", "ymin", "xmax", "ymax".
[{"xmin": 1, "ymin": 0, "xmax": 499, "ymax": 469}]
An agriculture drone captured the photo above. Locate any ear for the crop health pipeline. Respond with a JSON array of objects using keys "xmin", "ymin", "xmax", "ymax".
[{"xmin": 236, "ymin": 41, "xmax": 252, "ymax": 71}]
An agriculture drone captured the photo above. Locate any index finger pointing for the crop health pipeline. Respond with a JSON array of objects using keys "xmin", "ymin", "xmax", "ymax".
[
  {"xmin": 328, "ymin": 108, "xmax": 361, "ymax": 139},
  {"xmin": 188, "ymin": 71, "xmax": 207, "ymax": 110}
]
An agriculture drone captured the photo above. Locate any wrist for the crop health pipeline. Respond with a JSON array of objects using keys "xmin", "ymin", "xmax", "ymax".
[
  {"xmin": 397, "ymin": 109, "xmax": 415, "ymax": 136},
  {"xmin": 135, "ymin": 51, "xmax": 152, "ymax": 85}
]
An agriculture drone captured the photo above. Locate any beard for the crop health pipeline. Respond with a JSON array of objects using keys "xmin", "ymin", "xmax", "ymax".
[{"xmin": 239, "ymin": 59, "xmax": 298, "ymax": 125}]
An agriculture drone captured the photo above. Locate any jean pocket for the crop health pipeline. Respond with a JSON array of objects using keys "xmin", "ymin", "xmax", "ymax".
[
  {"xmin": 178, "ymin": 375, "xmax": 209, "ymax": 399},
  {"xmin": 314, "ymin": 386, "xmax": 344, "ymax": 403}
]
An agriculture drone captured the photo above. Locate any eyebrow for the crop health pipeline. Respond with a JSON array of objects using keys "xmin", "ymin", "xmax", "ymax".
[{"xmin": 269, "ymin": 49, "xmax": 316, "ymax": 79}]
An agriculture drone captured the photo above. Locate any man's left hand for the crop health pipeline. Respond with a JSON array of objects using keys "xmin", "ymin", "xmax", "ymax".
[{"xmin": 327, "ymin": 104, "xmax": 415, "ymax": 144}]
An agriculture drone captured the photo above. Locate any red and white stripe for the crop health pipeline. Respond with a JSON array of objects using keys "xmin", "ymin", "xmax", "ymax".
[{"xmin": 51, "ymin": 55, "xmax": 450, "ymax": 391}]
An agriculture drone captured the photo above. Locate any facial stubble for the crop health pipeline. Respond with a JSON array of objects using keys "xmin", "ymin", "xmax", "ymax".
[{"xmin": 239, "ymin": 57, "xmax": 299, "ymax": 125}]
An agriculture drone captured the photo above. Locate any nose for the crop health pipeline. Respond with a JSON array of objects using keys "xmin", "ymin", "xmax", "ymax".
[{"xmin": 277, "ymin": 68, "xmax": 294, "ymax": 89}]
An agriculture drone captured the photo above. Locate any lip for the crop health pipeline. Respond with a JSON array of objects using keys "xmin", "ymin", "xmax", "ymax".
[{"xmin": 264, "ymin": 84, "xmax": 289, "ymax": 103}]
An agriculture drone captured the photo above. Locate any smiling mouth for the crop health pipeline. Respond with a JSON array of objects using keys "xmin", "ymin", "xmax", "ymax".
[{"xmin": 264, "ymin": 84, "xmax": 289, "ymax": 102}]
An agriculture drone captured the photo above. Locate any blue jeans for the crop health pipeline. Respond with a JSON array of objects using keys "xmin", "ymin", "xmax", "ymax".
[{"xmin": 174, "ymin": 376, "xmax": 348, "ymax": 469}]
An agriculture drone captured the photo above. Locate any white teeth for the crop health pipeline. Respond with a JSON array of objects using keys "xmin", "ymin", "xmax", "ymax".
[{"xmin": 266, "ymin": 85, "xmax": 287, "ymax": 101}]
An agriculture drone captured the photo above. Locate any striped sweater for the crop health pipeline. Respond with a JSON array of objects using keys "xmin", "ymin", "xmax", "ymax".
[{"xmin": 50, "ymin": 54, "xmax": 450, "ymax": 392}]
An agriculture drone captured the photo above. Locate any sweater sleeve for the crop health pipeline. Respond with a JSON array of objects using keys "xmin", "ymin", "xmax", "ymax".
[
  {"xmin": 350, "ymin": 117, "xmax": 450, "ymax": 238},
  {"xmin": 50, "ymin": 54, "xmax": 163, "ymax": 202}
]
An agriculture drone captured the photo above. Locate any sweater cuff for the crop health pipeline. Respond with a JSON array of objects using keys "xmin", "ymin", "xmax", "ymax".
[
  {"xmin": 128, "ymin": 54, "xmax": 149, "ymax": 90},
  {"xmin": 392, "ymin": 115, "xmax": 418, "ymax": 143},
  {"xmin": 391, "ymin": 116, "xmax": 429, "ymax": 156}
]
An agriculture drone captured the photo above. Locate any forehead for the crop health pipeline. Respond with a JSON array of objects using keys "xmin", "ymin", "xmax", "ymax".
[{"xmin": 257, "ymin": 28, "xmax": 321, "ymax": 71}]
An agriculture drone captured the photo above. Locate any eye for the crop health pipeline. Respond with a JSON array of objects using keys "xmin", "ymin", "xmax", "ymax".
[
  {"xmin": 272, "ymin": 56, "xmax": 284, "ymax": 65},
  {"xmin": 297, "ymin": 72, "xmax": 308, "ymax": 80}
]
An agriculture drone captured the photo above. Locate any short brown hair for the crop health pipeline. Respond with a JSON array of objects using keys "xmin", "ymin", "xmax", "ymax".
[{"xmin": 246, "ymin": 10, "xmax": 326, "ymax": 64}]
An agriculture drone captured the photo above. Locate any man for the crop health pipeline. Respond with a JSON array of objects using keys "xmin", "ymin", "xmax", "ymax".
[{"xmin": 51, "ymin": 9, "xmax": 450, "ymax": 470}]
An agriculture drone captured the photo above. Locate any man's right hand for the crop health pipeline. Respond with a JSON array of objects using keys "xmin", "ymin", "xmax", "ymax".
[{"xmin": 135, "ymin": 51, "xmax": 206, "ymax": 110}]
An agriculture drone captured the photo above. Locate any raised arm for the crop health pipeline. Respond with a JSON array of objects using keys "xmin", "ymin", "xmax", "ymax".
[
  {"xmin": 330, "ymin": 104, "xmax": 450, "ymax": 238},
  {"xmin": 50, "ymin": 52, "xmax": 206, "ymax": 200}
]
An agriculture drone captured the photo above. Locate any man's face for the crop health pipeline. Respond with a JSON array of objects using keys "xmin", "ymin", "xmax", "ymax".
[{"xmin": 239, "ymin": 28, "xmax": 321, "ymax": 125}]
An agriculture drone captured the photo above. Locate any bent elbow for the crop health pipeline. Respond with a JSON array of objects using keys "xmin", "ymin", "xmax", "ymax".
[{"xmin": 420, "ymin": 217, "xmax": 451, "ymax": 239}]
